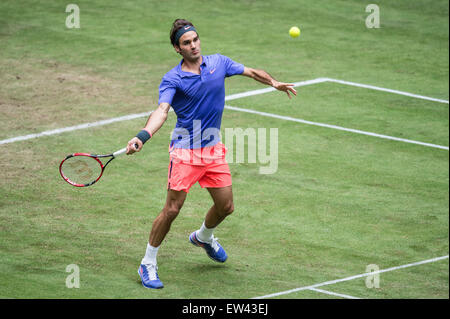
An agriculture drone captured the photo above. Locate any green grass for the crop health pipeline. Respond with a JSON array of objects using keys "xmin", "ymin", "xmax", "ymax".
[{"xmin": 0, "ymin": 0, "xmax": 448, "ymax": 299}]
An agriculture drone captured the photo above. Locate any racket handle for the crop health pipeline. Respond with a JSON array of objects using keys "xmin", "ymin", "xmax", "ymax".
[
  {"xmin": 113, "ymin": 143, "xmax": 140, "ymax": 157},
  {"xmin": 113, "ymin": 148, "xmax": 127, "ymax": 156}
]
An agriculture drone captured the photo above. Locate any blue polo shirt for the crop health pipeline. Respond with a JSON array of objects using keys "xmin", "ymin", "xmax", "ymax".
[{"xmin": 158, "ymin": 54, "xmax": 244, "ymax": 149}]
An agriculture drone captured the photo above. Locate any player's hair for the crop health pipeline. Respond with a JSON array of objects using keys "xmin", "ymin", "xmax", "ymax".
[{"xmin": 170, "ymin": 19, "xmax": 196, "ymax": 46}]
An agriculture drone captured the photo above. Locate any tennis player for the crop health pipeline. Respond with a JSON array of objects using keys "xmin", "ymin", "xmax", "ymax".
[{"xmin": 127, "ymin": 19, "xmax": 297, "ymax": 289}]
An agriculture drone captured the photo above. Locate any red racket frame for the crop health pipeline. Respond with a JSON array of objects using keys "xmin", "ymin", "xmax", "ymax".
[{"xmin": 59, "ymin": 153, "xmax": 112, "ymax": 187}]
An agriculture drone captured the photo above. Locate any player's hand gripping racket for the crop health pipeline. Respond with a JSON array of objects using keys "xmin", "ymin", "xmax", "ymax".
[{"xmin": 59, "ymin": 144, "xmax": 138, "ymax": 187}]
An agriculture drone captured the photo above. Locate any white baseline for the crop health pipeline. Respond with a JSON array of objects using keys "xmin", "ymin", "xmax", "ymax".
[
  {"xmin": 307, "ymin": 288, "xmax": 361, "ymax": 299},
  {"xmin": 252, "ymin": 255, "xmax": 449, "ymax": 299}
]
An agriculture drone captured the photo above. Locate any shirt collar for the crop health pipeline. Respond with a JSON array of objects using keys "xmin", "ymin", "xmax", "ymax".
[{"xmin": 178, "ymin": 56, "xmax": 207, "ymax": 77}]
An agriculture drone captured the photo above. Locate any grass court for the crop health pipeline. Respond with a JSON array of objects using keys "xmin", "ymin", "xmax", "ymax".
[{"xmin": 0, "ymin": 0, "xmax": 448, "ymax": 299}]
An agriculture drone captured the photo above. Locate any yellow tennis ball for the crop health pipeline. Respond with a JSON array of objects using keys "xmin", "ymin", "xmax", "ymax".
[{"xmin": 289, "ymin": 26, "xmax": 301, "ymax": 38}]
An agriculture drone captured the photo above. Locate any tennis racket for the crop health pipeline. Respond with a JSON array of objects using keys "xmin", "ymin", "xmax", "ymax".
[{"xmin": 59, "ymin": 144, "xmax": 138, "ymax": 187}]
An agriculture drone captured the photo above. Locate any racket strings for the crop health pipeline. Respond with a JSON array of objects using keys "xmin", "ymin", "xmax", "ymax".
[{"xmin": 60, "ymin": 156, "xmax": 102, "ymax": 185}]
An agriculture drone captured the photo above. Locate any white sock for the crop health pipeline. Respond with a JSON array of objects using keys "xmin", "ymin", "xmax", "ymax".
[
  {"xmin": 196, "ymin": 221, "xmax": 215, "ymax": 243},
  {"xmin": 141, "ymin": 243, "xmax": 159, "ymax": 265}
]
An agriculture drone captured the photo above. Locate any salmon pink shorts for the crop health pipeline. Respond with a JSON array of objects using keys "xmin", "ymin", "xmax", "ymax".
[{"xmin": 167, "ymin": 142, "xmax": 232, "ymax": 193}]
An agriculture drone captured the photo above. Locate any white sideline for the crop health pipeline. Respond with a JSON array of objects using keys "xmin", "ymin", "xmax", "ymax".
[
  {"xmin": 307, "ymin": 288, "xmax": 361, "ymax": 299},
  {"xmin": 225, "ymin": 105, "xmax": 449, "ymax": 151},
  {"xmin": 325, "ymin": 78, "xmax": 449, "ymax": 105},
  {"xmin": 252, "ymin": 255, "xmax": 449, "ymax": 299}
]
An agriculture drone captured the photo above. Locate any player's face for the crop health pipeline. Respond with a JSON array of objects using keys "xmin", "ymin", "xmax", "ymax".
[{"xmin": 175, "ymin": 31, "xmax": 201, "ymax": 61}]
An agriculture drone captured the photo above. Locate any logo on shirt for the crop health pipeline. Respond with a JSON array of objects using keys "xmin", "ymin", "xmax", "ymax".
[{"xmin": 210, "ymin": 68, "xmax": 216, "ymax": 74}]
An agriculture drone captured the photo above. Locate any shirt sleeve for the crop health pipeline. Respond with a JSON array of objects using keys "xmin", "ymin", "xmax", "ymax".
[
  {"xmin": 158, "ymin": 76, "xmax": 177, "ymax": 105},
  {"xmin": 220, "ymin": 54, "xmax": 245, "ymax": 77}
]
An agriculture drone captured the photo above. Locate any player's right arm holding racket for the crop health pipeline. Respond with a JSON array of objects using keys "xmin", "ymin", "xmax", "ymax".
[{"xmin": 126, "ymin": 102, "xmax": 171, "ymax": 154}]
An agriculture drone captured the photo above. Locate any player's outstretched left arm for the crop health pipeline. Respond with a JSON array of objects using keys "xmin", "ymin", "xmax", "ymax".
[{"xmin": 241, "ymin": 67, "xmax": 297, "ymax": 99}]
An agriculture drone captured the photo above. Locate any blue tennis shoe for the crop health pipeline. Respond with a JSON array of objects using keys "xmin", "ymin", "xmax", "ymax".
[
  {"xmin": 138, "ymin": 263, "xmax": 164, "ymax": 289},
  {"xmin": 189, "ymin": 231, "xmax": 228, "ymax": 263}
]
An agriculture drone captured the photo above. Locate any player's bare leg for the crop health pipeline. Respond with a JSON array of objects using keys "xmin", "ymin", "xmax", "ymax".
[
  {"xmin": 204, "ymin": 186, "xmax": 234, "ymax": 228},
  {"xmin": 139, "ymin": 189, "xmax": 187, "ymax": 289},
  {"xmin": 189, "ymin": 186, "xmax": 233, "ymax": 262},
  {"xmin": 149, "ymin": 189, "xmax": 187, "ymax": 246}
]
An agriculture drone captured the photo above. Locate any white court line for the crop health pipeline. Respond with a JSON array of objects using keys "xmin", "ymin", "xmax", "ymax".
[
  {"xmin": 0, "ymin": 78, "xmax": 325, "ymax": 146},
  {"xmin": 225, "ymin": 105, "xmax": 449, "ymax": 151},
  {"xmin": 325, "ymin": 78, "xmax": 449, "ymax": 104},
  {"xmin": 225, "ymin": 77, "xmax": 328, "ymax": 101},
  {"xmin": 1, "ymin": 77, "xmax": 448, "ymax": 147},
  {"xmin": 252, "ymin": 255, "xmax": 449, "ymax": 299},
  {"xmin": 307, "ymin": 288, "xmax": 361, "ymax": 299},
  {"xmin": 0, "ymin": 112, "xmax": 151, "ymax": 145}
]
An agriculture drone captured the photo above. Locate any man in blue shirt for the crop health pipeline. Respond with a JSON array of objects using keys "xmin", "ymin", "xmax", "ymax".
[{"xmin": 127, "ymin": 19, "xmax": 297, "ymax": 289}]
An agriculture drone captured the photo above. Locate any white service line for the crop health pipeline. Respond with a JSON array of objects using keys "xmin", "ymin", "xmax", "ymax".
[
  {"xmin": 252, "ymin": 255, "xmax": 449, "ymax": 299},
  {"xmin": 225, "ymin": 77, "xmax": 328, "ymax": 101},
  {"xmin": 307, "ymin": 288, "xmax": 361, "ymax": 299},
  {"xmin": 324, "ymin": 78, "xmax": 449, "ymax": 104},
  {"xmin": 225, "ymin": 105, "xmax": 449, "ymax": 151},
  {"xmin": 1, "ymin": 77, "xmax": 448, "ymax": 147}
]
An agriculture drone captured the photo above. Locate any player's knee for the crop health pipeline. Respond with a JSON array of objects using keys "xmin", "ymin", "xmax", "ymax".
[
  {"xmin": 164, "ymin": 204, "xmax": 181, "ymax": 221},
  {"xmin": 222, "ymin": 201, "xmax": 234, "ymax": 216}
]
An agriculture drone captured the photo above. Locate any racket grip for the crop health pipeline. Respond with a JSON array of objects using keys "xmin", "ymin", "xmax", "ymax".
[{"xmin": 114, "ymin": 143, "xmax": 140, "ymax": 157}]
